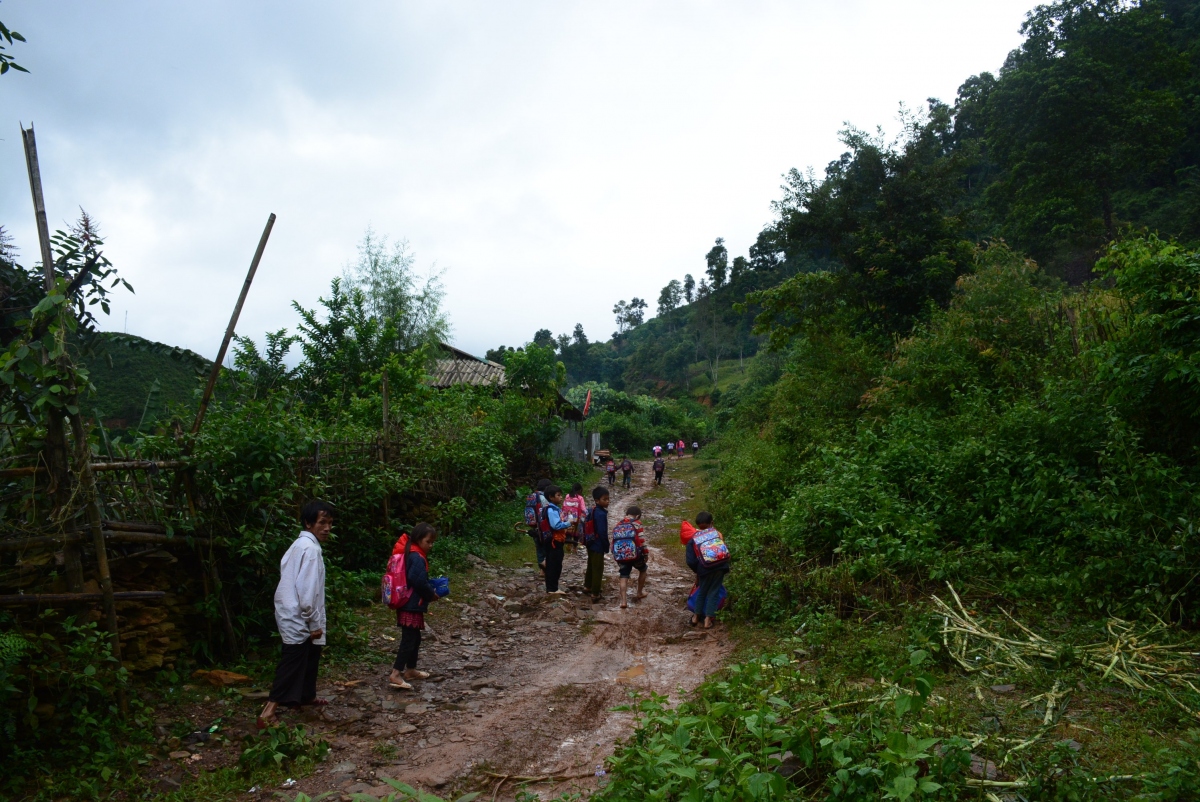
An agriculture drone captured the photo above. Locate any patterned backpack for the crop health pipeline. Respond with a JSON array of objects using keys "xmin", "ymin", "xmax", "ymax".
[
  {"xmin": 611, "ymin": 519, "xmax": 640, "ymax": 562},
  {"xmin": 691, "ymin": 527, "xmax": 730, "ymax": 567}
]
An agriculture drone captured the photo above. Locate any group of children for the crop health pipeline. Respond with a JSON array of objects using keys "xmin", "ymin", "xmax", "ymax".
[
  {"xmin": 526, "ymin": 479, "xmax": 649, "ymax": 607},
  {"xmin": 652, "ymin": 440, "xmax": 700, "ymax": 460},
  {"xmin": 255, "ymin": 468, "xmax": 731, "ymax": 729}
]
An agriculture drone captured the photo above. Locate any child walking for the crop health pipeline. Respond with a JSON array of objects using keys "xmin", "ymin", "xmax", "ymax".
[
  {"xmin": 259, "ymin": 500, "xmax": 334, "ymax": 728},
  {"xmin": 685, "ymin": 511, "xmax": 730, "ymax": 629},
  {"xmin": 605, "ymin": 459, "xmax": 616, "ymax": 486},
  {"xmin": 388, "ymin": 522, "xmax": 443, "ymax": 690},
  {"xmin": 541, "ymin": 484, "xmax": 572, "ymax": 594},
  {"xmin": 583, "ymin": 486, "xmax": 610, "ymax": 601},
  {"xmin": 620, "ymin": 457, "xmax": 634, "ymax": 489},
  {"xmin": 561, "ymin": 482, "xmax": 589, "ymax": 554},
  {"xmin": 653, "ymin": 456, "xmax": 665, "ymax": 485},
  {"xmin": 612, "ymin": 505, "xmax": 648, "ymax": 608}
]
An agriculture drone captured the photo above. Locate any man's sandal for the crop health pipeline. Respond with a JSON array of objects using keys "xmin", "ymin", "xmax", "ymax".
[{"xmin": 388, "ymin": 680, "xmax": 413, "ymax": 691}]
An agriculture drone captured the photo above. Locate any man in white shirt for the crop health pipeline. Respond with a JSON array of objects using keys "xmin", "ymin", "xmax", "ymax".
[{"xmin": 258, "ymin": 500, "xmax": 334, "ymax": 728}]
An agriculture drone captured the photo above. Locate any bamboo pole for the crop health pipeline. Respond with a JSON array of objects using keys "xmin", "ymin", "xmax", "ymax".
[
  {"xmin": 381, "ymin": 370, "xmax": 390, "ymax": 529},
  {"xmin": 21, "ymin": 123, "xmax": 84, "ymax": 594},
  {"xmin": 190, "ymin": 213, "xmax": 276, "ymax": 437},
  {"xmin": 0, "ymin": 460, "xmax": 187, "ymax": 478},
  {"xmin": 0, "ymin": 591, "xmax": 165, "ymax": 607}
]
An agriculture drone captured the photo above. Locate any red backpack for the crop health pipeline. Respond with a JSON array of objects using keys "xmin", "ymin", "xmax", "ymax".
[{"xmin": 381, "ymin": 541, "xmax": 414, "ymax": 610}]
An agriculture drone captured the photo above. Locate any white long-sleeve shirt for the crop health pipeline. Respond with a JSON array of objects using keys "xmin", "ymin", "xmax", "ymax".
[{"xmin": 274, "ymin": 530, "xmax": 327, "ymax": 645}]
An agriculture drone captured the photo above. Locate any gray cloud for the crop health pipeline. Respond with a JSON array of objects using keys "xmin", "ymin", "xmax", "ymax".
[{"xmin": 1, "ymin": 0, "xmax": 1032, "ymax": 358}]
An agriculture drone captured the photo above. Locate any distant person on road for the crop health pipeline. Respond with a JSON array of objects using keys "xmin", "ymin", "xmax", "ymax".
[
  {"xmin": 561, "ymin": 482, "xmax": 588, "ymax": 553},
  {"xmin": 388, "ymin": 522, "xmax": 442, "ymax": 690},
  {"xmin": 653, "ymin": 444, "xmax": 662, "ymax": 459},
  {"xmin": 540, "ymin": 484, "xmax": 572, "ymax": 595},
  {"xmin": 666, "ymin": 441, "xmax": 675, "ymax": 459},
  {"xmin": 653, "ymin": 456, "xmax": 665, "ymax": 485},
  {"xmin": 612, "ymin": 505, "xmax": 648, "ymax": 608},
  {"xmin": 677, "ymin": 439, "xmax": 686, "ymax": 458},
  {"xmin": 620, "ymin": 456, "xmax": 634, "ymax": 489},
  {"xmin": 584, "ymin": 486, "xmax": 611, "ymax": 602},
  {"xmin": 605, "ymin": 459, "xmax": 616, "ymax": 486},
  {"xmin": 259, "ymin": 500, "xmax": 334, "ymax": 728},
  {"xmin": 692, "ymin": 441, "xmax": 699, "ymax": 456},
  {"xmin": 685, "ymin": 511, "xmax": 730, "ymax": 630}
]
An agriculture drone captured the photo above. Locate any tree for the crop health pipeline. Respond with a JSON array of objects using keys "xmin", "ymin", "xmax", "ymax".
[
  {"xmin": 341, "ymin": 228, "xmax": 449, "ymax": 353},
  {"xmin": 657, "ymin": 280, "xmax": 682, "ymax": 317},
  {"xmin": 613, "ymin": 300, "xmax": 630, "ymax": 335},
  {"xmin": 626, "ymin": 297, "xmax": 647, "ymax": 328},
  {"xmin": 705, "ymin": 238, "xmax": 729, "ymax": 288},
  {"xmin": 683, "ymin": 274, "xmax": 696, "ymax": 303},
  {"xmin": 730, "ymin": 256, "xmax": 748, "ymax": 283},
  {"xmin": 533, "ymin": 328, "xmax": 555, "ymax": 350},
  {"xmin": 0, "ymin": 8, "xmax": 28, "ymax": 76}
]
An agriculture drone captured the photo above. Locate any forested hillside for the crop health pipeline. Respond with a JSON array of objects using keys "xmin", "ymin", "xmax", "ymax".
[{"xmin": 505, "ymin": 0, "xmax": 1200, "ymax": 407}]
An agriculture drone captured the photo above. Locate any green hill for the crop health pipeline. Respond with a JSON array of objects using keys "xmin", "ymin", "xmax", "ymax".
[{"xmin": 77, "ymin": 332, "xmax": 209, "ymax": 431}]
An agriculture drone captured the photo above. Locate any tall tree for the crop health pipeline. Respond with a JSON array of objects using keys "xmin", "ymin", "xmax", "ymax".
[
  {"xmin": 341, "ymin": 228, "xmax": 448, "ymax": 352},
  {"xmin": 658, "ymin": 279, "xmax": 682, "ymax": 317},
  {"xmin": 683, "ymin": 274, "xmax": 696, "ymax": 303},
  {"xmin": 705, "ymin": 238, "xmax": 729, "ymax": 288}
]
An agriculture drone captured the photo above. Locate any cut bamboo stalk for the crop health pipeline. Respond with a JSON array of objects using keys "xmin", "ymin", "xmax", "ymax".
[{"xmin": 0, "ymin": 591, "xmax": 165, "ymax": 606}]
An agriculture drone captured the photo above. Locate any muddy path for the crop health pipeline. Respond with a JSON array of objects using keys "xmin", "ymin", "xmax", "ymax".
[{"xmin": 195, "ymin": 457, "xmax": 728, "ymax": 801}]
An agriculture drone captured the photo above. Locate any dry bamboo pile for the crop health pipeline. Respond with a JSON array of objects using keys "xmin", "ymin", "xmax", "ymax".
[{"xmin": 934, "ymin": 582, "xmax": 1200, "ymax": 721}]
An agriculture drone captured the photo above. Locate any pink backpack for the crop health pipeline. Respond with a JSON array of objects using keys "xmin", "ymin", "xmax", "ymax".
[{"xmin": 381, "ymin": 547, "xmax": 413, "ymax": 610}]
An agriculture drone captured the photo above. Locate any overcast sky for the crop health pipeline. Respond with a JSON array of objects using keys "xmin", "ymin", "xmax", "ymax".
[{"xmin": 1, "ymin": 0, "xmax": 1034, "ymax": 360}]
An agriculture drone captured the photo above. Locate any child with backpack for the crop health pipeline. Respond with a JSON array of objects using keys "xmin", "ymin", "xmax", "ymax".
[
  {"xmin": 611, "ymin": 505, "xmax": 648, "ymax": 608},
  {"xmin": 583, "ymin": 486, "xmax": 610, "ymax": 601},
  {"xmin": 385, "ymin": 523, "xmax": 444, "ymax": 690},
  {"xmin": 685, "ymin": 511, "xmax": 729, "ymax": 629},
  {"xmin": 521, "ymin": 479, "xmax": 551, "ymax": 574},
  {"xmin": 540, "ymin": 484, "xmax": 573, "ymax": 594},
  {"xmin": 653, "ymin": 456, "xmax": 665, "ymax": 485},
  {"xmin": 620, "ymin": 457, "xmax": 634, "ymax": 489},
  {"xmin": 561, "ymin": 483, "xmax": 589, "ymax": 553},
  {"xmin": 605, "ymin": 459, "xmax": 616, "ymax": 486}
]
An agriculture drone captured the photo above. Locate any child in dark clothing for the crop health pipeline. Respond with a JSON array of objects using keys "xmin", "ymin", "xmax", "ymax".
[
  {"xmin": 653, "ymin": 456, "xmax": 665, "ymax": 485},
  {"xmin": 605, "ymin": 459, "xmax": 616, "ymax": 486},
  {"xmin": 620, "ymin": 457, "xmax": 634, "ymax": 489},
  {"xmin": 388, "ymin": 523, "xmax": 442, "ymax": 690},
  {"xmin": 584, "ymin": 486, "xmax": 610, "ymax": 601},
  {"xmin": 612, "ymin": 505, "xmax": 648, "ymax": 608},
  {"xmin": 684, "ymin": 511, "xmax": 729, "ymax": 629}
]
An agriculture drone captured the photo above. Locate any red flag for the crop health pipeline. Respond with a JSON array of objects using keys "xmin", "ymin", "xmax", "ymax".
[{"xmin": 583, "ymin": 389, "xmax": 592, "ymax": 417}]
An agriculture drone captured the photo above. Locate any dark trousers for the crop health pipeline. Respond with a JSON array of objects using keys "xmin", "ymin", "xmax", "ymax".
[
  {"xmin": 530, "ymin": 529, "xmax": 545, "ymax": 567},
  {"xmin": 268, "ymin": 638, "xmax": 322, "ymax": 707},
  {"xmin": 607, "ymin": 473, "xmax": 615, "ymax": 485},
  {"xmin": 393, "ymin": 626, "xmax": 422, "ymax": 670},
  {"xmin": 584, "ymin": 550, "xmax": 605, "ymax": 596},
  {"xmin": 544, "ymin": 541, "xmax": 564, "ymax": 591},
  {"xmin": 695, "ymin": 571, "xmax": 728, "ymax": 619},
  {"xmin": 654, "ymin": 470, "xmax": 663, "ymax": 484},
  {"xmin": 622, "ymin": 471, "xmax": 632, "ymax": 488}
]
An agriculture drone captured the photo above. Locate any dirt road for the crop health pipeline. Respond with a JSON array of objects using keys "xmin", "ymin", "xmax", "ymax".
[{"xmin": 281, "ymin": 457, "xmax": 726, "ymax": 800}]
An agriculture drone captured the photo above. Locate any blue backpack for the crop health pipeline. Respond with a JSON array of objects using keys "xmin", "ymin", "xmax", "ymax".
[
  {"xmin": 611, "ymin": 519, "xmax": 639, "ymax": 562},
  {"xmin": 524, "ymin": 492, "xmax": 542, "ymax": 528}
]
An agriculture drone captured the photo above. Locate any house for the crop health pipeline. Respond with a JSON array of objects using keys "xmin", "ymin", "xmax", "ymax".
[{"xmin": 430, "ymin": 343, "xmax": 588, "ymax": 461}]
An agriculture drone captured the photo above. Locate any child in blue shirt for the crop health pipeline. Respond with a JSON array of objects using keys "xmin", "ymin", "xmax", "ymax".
[{"xmin": 541, "ymin": 484, "xmax": 572, "ymax": 595}]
